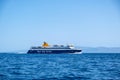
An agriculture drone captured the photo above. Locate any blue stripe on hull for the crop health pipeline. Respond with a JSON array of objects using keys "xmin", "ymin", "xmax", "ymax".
[{"xmin": 27, "ymin": 50, "xmax": 82, "ymax": 54}]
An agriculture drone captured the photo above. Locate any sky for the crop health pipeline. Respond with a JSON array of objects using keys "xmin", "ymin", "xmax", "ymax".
[{"xmin": 0, "ymin": 0, "xmax": 120, "ymax": 52}]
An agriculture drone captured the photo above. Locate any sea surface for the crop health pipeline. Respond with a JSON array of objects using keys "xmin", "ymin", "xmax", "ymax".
[{"xmin": 0, "ymin": 53, "xmax": 120, "ymax": 80}]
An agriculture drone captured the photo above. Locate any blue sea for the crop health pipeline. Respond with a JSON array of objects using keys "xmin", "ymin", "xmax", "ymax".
[{"xmin": 0, "ymin": 53, "xmax": 120, "ymax": 80}]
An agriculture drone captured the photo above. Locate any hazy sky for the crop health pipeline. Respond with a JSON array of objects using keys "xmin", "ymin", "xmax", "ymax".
[{"xmin": 0, "ymin": 0, "xmax": 120, "ymax": 52}]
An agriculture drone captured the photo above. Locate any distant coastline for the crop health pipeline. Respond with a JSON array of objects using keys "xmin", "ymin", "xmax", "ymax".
[
  {"xmin": 81, "ymin": 47, "xmax": 120, "ymax": 53},
  {"xmin": 0, "ymin": 47, "xmax": 120, "ymax": 53}
]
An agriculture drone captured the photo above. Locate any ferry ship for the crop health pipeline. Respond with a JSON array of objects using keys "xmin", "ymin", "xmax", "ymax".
[{"xmin": 27, "ymin": 42, "xmax": 82, "ymax": 54}]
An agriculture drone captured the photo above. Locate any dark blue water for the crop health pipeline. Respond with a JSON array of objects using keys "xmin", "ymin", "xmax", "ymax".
[{"xmin": 0, "ymin": 53, "xmax": 120, "ymax": 80}]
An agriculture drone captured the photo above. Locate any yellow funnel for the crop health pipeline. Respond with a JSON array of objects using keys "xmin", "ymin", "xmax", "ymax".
[{"xmin": 42, "ymin": 42, "xmax": 49, "ymax": 48}]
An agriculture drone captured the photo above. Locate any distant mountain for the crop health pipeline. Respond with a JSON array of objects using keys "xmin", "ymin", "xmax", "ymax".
[{"xmin": 80, "ymin": 47, "xmax": 120, "ymax": 53}]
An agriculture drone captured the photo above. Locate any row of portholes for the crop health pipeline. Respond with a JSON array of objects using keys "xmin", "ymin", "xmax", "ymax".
[{"xmin": 37, "ymin": 50, "xmax": 52, "ymax": 53}]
